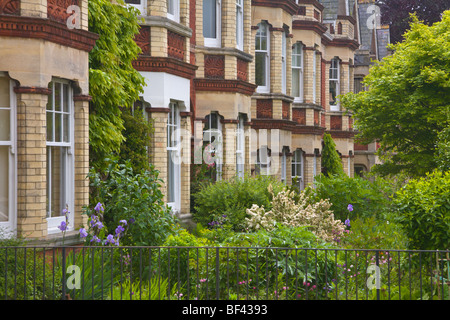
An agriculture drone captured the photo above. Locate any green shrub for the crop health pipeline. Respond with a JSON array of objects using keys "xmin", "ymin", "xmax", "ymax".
[
  {"xmin": 192, "ymin": 174, "xmax": 286, "ymax": 232},
  {"xmin": 0, "ymin": 237, "xmax": 62, "ymax": 300},
  {"xmin": 321, "ymin": 133, "xmax": 345, "ymax": 177},
  {"xmin": 309, "ymin": 174, "xmax": 394, "ymax": 222},
  {"xmin": 86, "ymin": 159, "xmax": 179, "ymax": 246},
  {"xmin": 394, "ymin": 170, "xmax": 450, "ymax": 250}
]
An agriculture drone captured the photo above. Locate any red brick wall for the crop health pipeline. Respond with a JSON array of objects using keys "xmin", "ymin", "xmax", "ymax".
[{"xmin": 257, "ymin": 99, "xmax": 273, "ymax": 119}]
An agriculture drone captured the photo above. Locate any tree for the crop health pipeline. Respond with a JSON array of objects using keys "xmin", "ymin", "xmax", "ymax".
[
  {"xmin": 321, "ymin": 133, "xmax": 345, "ymax": 177},
  {"xmin": 341, "ymin": 12, "xmax": 450, "ymax": 177},
  {"xmin": 88, "ymin": 0, "xmax": 146, "ymax": 171},
  {"xmin": 376, "ymin": 0, "xmax": 450, "ymax": 44}
]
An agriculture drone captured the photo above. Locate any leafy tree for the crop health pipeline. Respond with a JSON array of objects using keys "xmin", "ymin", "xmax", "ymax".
[
  {"xmin": 341, "ymin": 12, "xmax": 450, "ymax": 177},
  {"xmin": 321, "ymin": 133, "xmax": 345, "ymax": 177},
  {"xmin": 88, "ymin": 0, "xmax": 146, "ymax": 171},
  {"xmin": 376, "ymin": 0, "xmax": 450, "ymax": 44}
]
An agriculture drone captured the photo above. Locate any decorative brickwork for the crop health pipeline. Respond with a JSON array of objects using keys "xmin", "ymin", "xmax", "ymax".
[
  {"xmin": 330, "ymin": 115, "xmax": 342, "ymax": 130},
  {"xmin": 0, "ymin": 0, "xmax": 19, "ymax": 15},
  {"xmin": 314, "ymin": 9, "xmax": 321, "ymax": 21},
  {"xmin": 237, "ymin": 58, "xmax": 248, "ymax": 81},
  {"xmin": 167, "ymin": 30, "xmax": 185, "ymax": 61},
  {"xmin": 256, "ymin": 99, "xmax": 273, "ymax": 119},
  {"xmin": 133, "ymin": 56, "xmax": 197, "ymax": 79},
  {"xmin": 204, "ymin": 55, "xmax": 225, "ymax": 79},
  {"xmin": 194, "ymin": 79, "xmax": 256, "ymax": 95},
  {"xmin": 282, "ymin": 101, "xmax": 290, "ymax": 120},
  {"xmin": 314, "ymin": 110, "xmax": 319, "ymax": 126},
  {"xmin": 47, "ymin": 0, "xmax": 79, "ymax": 24},
  {"xmin": 134, "ymin": 26, "xmax": 150, "ymax": 56},
  {"xmin": 292, "ymin": 108, "xmax": 306, "ymax": 125}
]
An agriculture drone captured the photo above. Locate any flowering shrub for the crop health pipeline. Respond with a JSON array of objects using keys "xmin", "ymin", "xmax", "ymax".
[{"xmin": 245, "ymin": 185, "xmax": 347, "ymax": 243}]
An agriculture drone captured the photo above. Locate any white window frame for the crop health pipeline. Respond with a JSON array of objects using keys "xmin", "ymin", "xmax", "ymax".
[
  {"xmin": 167, "ymin": 102, "xmax": 181, "ymax": 213},
  {"xmin": 203, "ymin": 113, "xmax": 223, "ymax": 181},
  {"xmin": 236, "ymin": 115, "xmax": 245, "ymax": 178},
  {"xmin": 0, "ymin": 75, "xmax": 17, "ymax": 237},
  {"xmin": 46, "ymin": 79, "xmax": 74, "ymax": 234},
  {"xmin": 255, "ymin": 22, "xmax": 270, "ymax": 93},
  {"xmin": 281, "ymin": 31, "xmax": 287, "ymax": 94},
  {"xmin": 236, "ymin": 0, "xmax": 244, "ymax": 50},
  {"xmin": 124, "ymin": 0, "xmax": 147, "ymax": 15},
  {"xmin": 292, "ymin": 149, "xmax": 304, "ymax": 190},
  {"xmin": 292, "ymin": 42, "xmax": 304, "ymax": 102},
  {"xmin": 167, "ymin": 0, "xmax": 180, "ymax": 22},
  {"xmin": 329, "ymin": 58, "xmax": 340, "ymax": 111},
  {"xmin": 281, "ymin": 149, "xmax": 287, "ymax": 184},
  {"xmin": 203, "ymin": 0, "xmax": 222, "ymax": 48},
  {"xmin": 256, "ymin": 145, "xmax": 271, "ymax": 176}
]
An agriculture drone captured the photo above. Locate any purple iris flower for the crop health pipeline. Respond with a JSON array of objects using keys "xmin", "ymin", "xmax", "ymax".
[
  {"xmin": 94, "ymin": 202, "xmax": 104, "ymax": 213},
  {"xmin": 79, "ymin": 228, "xmax": 88, "ymax": 238},
  {"xmin": 58, "ymin": 221, "xmax": 67, "ymax": 232},
  {"xmin": 345, "ymin": 219, "xmax": 351, "ymax": 227},
  {"xmin": 347, "ymin": 204, "xmax": 353, "ymax": 212}
]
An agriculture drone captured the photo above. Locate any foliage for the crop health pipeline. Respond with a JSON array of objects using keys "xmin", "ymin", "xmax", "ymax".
[
  {"xmin": 190, "ymin": 146, "xmax": 217, "ymax": 214},
  {"xmin": 340, "ymin": 217, "xmax": 408, "ymax": 250},
  {"xmin": 321, "ymin": 133, "xmax": 345, "ymax": 177},
  {"xmin": 377, "ymin": 0, "xmax": 450, "ymax": 44},
  {"xmin": 436, "ymin": 125, "xmax": 450, "ymax": 172},
  {"xmin": 341, "ymin": 12, "xmax": 450, "ymax": 177},
  {"xmin": 86, "ymin": 159, "xmax": 179, "ymax": 246},
  {"xmin": 118, "ymin": 107, "xmax": 153, "ymax": 173},
  {"xmin": 192, "ymin": 174, "xmax": 286, "ymax": 232},
  {"xmin": 309, "ymin": 174, "xmax": 394, "ymax": 222},
  {"xmin": 107, "ymin": 277, "xmax": 181, "ymax": 300},
  {"xmin": 393, "ymin": 170, "xmax": 450, "ymax": 250},
  {"xmin": 88, "ymin": 0, "xmax": 146, "ymax": 171},
  {"xmin": 0, "ymin": 238, "xmax": 62, "ymax": 300},
  {"xmin": 245, "ymin": 186, "xmax": 346, "ymax": 243}
]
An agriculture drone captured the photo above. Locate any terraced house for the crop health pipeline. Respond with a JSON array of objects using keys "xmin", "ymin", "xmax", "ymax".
[{"xmin": 0, "ymin": 0, "xmax": 389, "ymax": 242}]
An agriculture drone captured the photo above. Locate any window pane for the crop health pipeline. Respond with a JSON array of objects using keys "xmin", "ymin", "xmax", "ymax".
[
  {"xmin": 0, "ymin": 146, "xmax": 9, "ymax": 222},
  {"xmin": 203, "ymin": 0, "xmax": 217, "ymax": 38},
  {"xmin": 292, "ymin": 68, "xmax": 300, "ymax": 98},
  {"xmin": 167, "ymin": 0, "xmax": 174, "ymax": 15},
  {"xmin": 47, "ymin": 146, "xmax": 67, "ymax": 218},
  {"xmin": 63, "ymin": 114, "xmax": 70, "ymax": 142},
  {"xmin": 0, "ymin": 77, "xmax": 9, "ymax": 108},
  {"xmin": 55, "ymin": 83, "xmax": 61, "ymax": 112},
  {"xmin": 255, "ymin": 52, "xmax": 266, "ymax": 86},
  {"xmin": 330, "ymin": 81, "xmax": 337, "ymax": 105},
  {"xmin": 125, "ymin": 0, "xmax": 141, "ymax": 4},
  {"xmin": 47, "ymin": 112, "xmax": 53, "ymax": 142},
  {"xmin": 0, "ymin": 109, "xmax": 10, "ymax": 141},
  {"xmin": 167, "ymin": 150, "xmax": 175, "ymax": 203},
  {"xmin": 55, "ymin": 113, "xmax": 62, "ymax": 142},
  {"xmin": 63, "ymin": 84, "xmax": 69, "ymax": 113}
]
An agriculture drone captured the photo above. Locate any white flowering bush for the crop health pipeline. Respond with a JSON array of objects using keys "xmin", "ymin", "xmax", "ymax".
[{"xmin": 246, "ymin": 185, "xmax": 346, "ymax": 243}]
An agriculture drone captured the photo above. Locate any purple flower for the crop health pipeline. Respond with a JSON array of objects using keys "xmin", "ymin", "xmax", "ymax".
[
  {"xmin": 119, "ymin": 220, "xmax": 127, "ymax": 226},
  {"xmin": 345, "ymin": 219, "xmax": 351, "ymax": 227},
  {"xmin": 79, "ymin": 228, "xmax": 88, "ymax": 238},
  {"xmin": 115, "ymin": 225, "xmax": 125, "ymax": 235},
  {"xmin": 95, "ymin": 221, "xmax": 104, "ymax": 229},
  {"xmin": 128, "ymin": 218, "xmax": 135, "ymax": 225},
  {"xmin": 105, "ymin": 234, "xmax": 115, "ymax": 245},
  {"xmin": 94, "ymin": 202, "xmax": 104, "ymax": 213},
  {"xmin": 62, "ymin": 208, "xmax": 69, "ymax": 215},
  {"xmin": 90, "ymin": 235, "xmax": 101, "ymax": 243},
  {"xmin": 58, "ymin": 221, "xmax": 67, "ymax": 232},
  {"xmin": 347, "ymin": 204, "xmax": 353, "ymax": 212}
]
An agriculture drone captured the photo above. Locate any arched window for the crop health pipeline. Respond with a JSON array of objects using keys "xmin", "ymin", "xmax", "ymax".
[
  {"xmin": 329, "ymin": 58, "xmax": 340, "ymax": 110},
  {"xmin": 292, "ymin": 149, "xmax": 304, "ymax": 190}
]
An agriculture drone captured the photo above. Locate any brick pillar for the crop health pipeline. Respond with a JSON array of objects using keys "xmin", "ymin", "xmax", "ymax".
[
  {"xmin": 180, "ymin": 114, "xmax": 191, "ymax": 214},
  {"xmin": 222, "ymin": 121, "xmax": 237, "ymax": 180},
  {"xmin": 14, "ymin": 87, "xmax": 49, "ymax": 239},
  {"xmin": 148, "ymin": 111, "xmax": 169, "ymax": 203},
  {"xmin": 73, "ymin": 96, "xmax": 90, "ymax": 229}
]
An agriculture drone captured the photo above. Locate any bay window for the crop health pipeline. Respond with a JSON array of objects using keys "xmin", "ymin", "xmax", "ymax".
[
  {"xmin": 203, "ymin": 0, "xmax": 221, "ymax": 47},
  {"xmin": 46, "ymin": 80, "xmax": 74, "ymax": 233},
  {"xmin": 167, "ymin": 0, "xmax": 180, "ymax": 22},
  {"xmin": 203, "ymin": 113, "xmax": 223, "ymax": 181},
  {"xmin": 0, "ymin": 74, "xmax": 15, "ymax": 235},
  {"xmin": 255, "ymin": 22, "xmax": 270, "ymax": 93},
  {"xmin": 236, "ymin": 115, "xmax": 245, "ymax": 178},
  {"xmin": 292, "ymin": 42, "xmax": 303, "ymax": 102},
  {"xmin": 124, "ymin": 0, "xmax": 146, "ymax": 15},
  {"xmin": 255, "ymin": 146, "xmax": 271, "ymax": 176},
  {"xmin": 329, "ymin": 58, "xmax": 340, "ymax": 110},
  {"xmin": 281, "ymin": 31, "xmax": 287, "ymax": 94},
  {"xmin": 292, "ymin": 149, "xmax": 304, "ymax": 190},
  {"xmin": 236, "ymin": 0, "xmax": 244, "ymax": 50},
  {"xmin": 167, "ymin": 102, "xmax": 181, "ymax": 212}
]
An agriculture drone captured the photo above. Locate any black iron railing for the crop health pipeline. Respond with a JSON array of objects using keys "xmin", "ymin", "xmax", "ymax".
[{"xmin": 1, "ymin": 246, "xmax": 449, "ymax": 300}]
